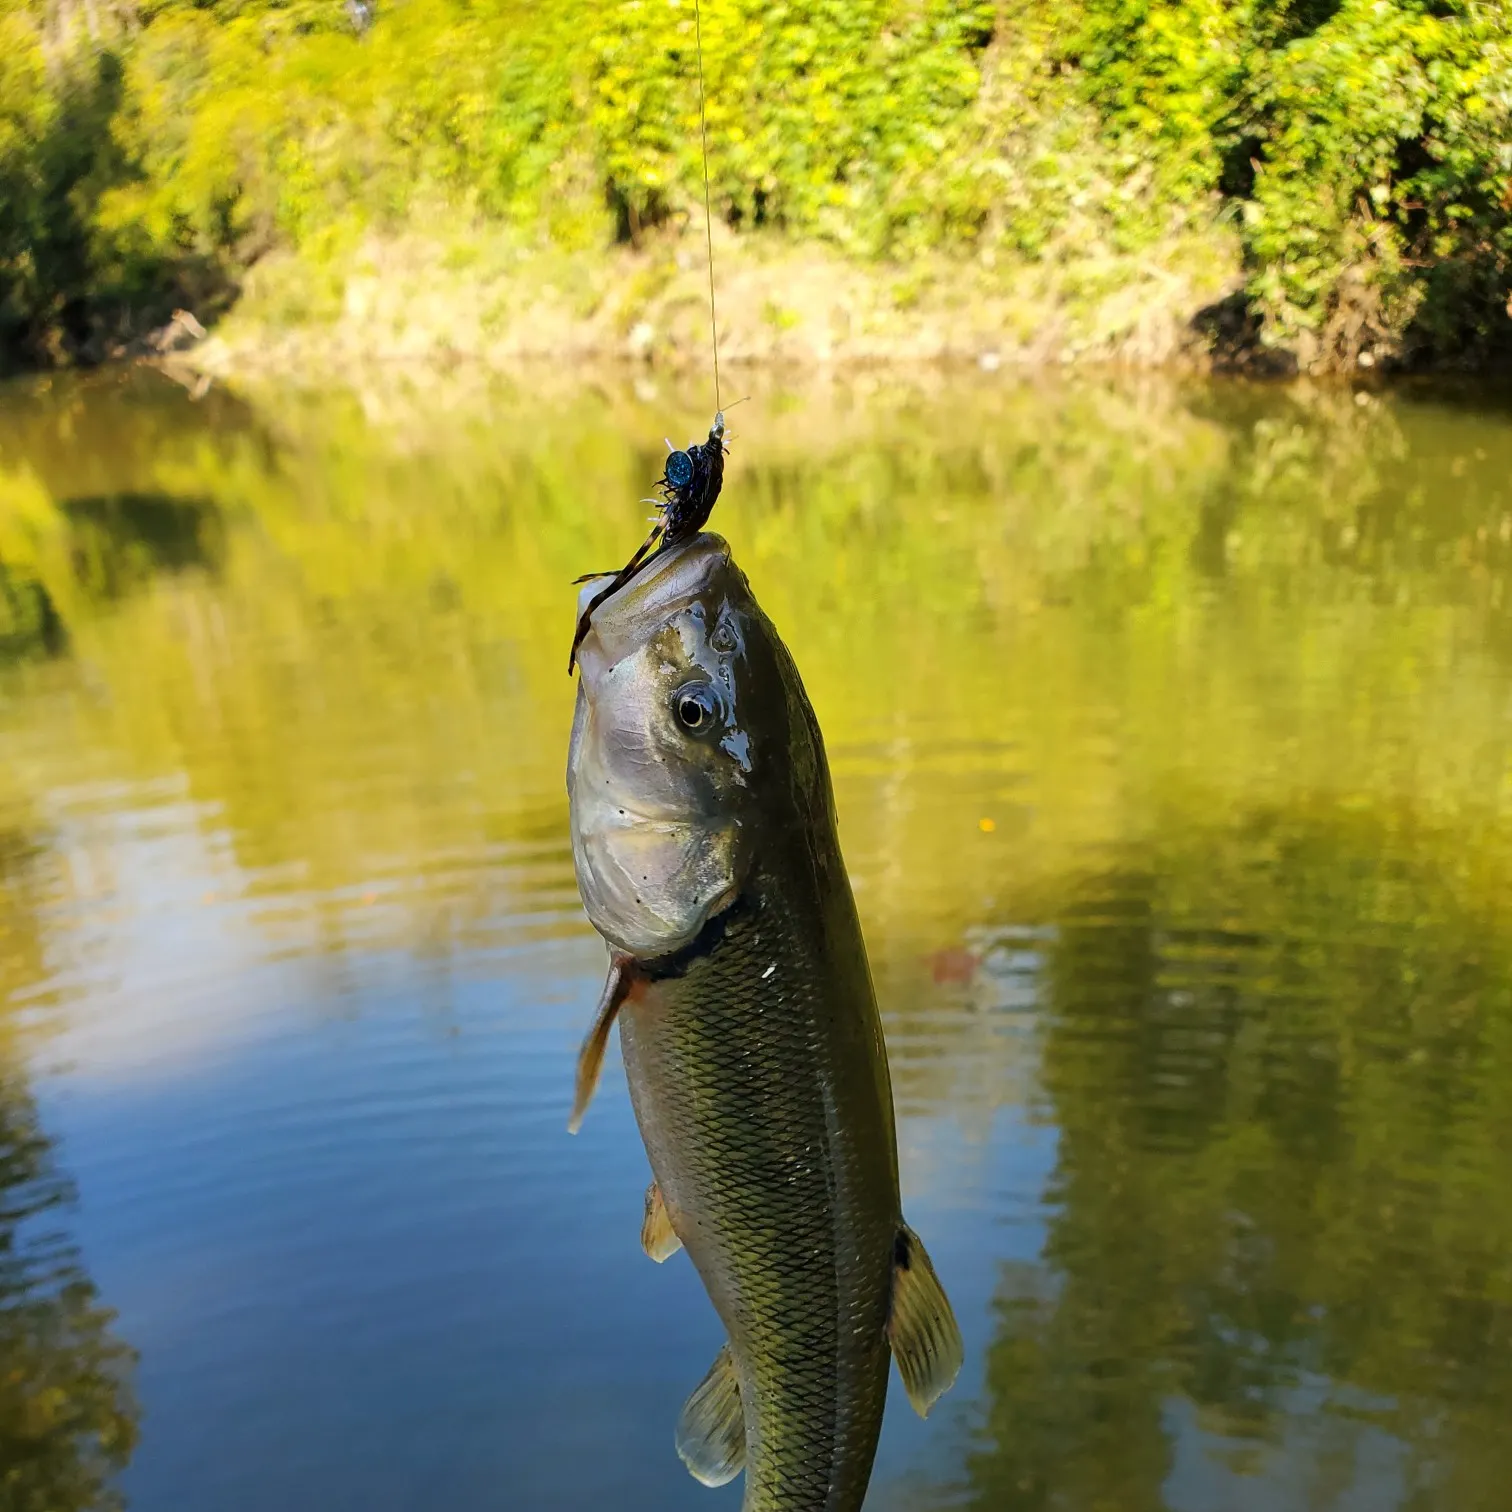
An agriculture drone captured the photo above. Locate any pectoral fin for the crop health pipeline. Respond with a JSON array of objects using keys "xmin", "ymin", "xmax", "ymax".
[
  {"xmin": 888, "ymin": 1224, "xmax": 964, "ymax": 1418},
  {"xmin": 567, "ymin": 954, "xmax": 636, "ymax": 1134},
  {"xmin": 675, "ymin": 1343, "xmax": 745, "ymax": 1487},
  {"xmin": 641, "ymin": 1181, "xmax": 683, "ymax": 1263}
]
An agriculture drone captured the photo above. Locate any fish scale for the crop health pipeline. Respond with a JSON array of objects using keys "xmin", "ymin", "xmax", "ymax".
[{"xmin": 619, "ymin": 854, "xmax": 898, "ymax": 1512}]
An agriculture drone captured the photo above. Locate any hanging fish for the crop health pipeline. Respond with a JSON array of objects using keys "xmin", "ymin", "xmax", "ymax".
[{"xmin": 566, "ymin": 532, "xmax": 964, "ymax": 1511}]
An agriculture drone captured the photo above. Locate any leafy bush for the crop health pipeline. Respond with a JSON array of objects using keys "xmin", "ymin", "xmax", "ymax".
[
  {"xmin": 1244, "ymin": 0, "xmax": 1512, "ymax": 363},
  {"xmin": 0, "ymin": 12, "xmax": 143, "ymax": 360},
  {"xmin": 0, "ymin": 0, "xmax": 1508, "ymax": 370}
]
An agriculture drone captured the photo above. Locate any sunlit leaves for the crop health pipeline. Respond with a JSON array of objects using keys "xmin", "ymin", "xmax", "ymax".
[{"xmin": 0, "ymin": 0, "xmax": 1509, "ymax": 367}]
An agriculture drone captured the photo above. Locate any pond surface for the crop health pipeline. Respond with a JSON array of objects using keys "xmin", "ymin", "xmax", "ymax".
[{"xmin": 2, "ymin": 365, "xmax": 1512, "ymax": 1511}]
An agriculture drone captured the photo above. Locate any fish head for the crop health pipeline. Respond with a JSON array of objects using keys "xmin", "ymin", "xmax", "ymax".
[{"xmin": 568, "ymin": 533, "xmax": 792, "ymax": 959}]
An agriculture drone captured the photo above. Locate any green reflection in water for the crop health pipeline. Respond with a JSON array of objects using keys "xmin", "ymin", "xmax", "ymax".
[
  {"xmin": 0, "ymin": 832, "xmax": 139, "ymax": 1511},
  {"xmin": 2, "ymin": 365, "xmax": 1512, "ymax": 1508},
  {"xmin": 966, "ymin": 809, "xmax": 1512, "ymax": 1512}
]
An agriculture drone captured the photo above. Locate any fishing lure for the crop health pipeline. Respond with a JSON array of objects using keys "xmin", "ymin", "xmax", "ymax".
[
  {"xmin": 567, "ymin": 410, "xmax": 728, "ymax": 674},
  {"xmin": 659, "ymin": 411, "xmax": 727, "ymax": 543}
]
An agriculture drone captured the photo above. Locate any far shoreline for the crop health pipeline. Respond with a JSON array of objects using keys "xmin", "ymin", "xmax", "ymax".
[
  {"xmin": 115, "ymin": 225, "xmax": 1317, "ymax": 385},
  {"xmin": 11, "ymin": 219, "xmax": 1511, "ymax": 398},
  {"xmin": 12, "ymin": 222, "xmax": 1512, "ymax": 391}
]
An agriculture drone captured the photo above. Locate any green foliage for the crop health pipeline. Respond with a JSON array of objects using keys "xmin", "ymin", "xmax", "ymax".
[
  {"xmin": 0, "ymin": 0, "xmax": 1509, "ymax": 368},
  {"xmin": 1058, "ymin": 0, "xmax": 1512, "ymax": 359},
  {"xmin": 589, "ymin": 0, "xmax": 991, "ymax": 249},
  {"xmin": 0, "ymin": 16, "xmax": 136, "ymax": 361},
  {"xmin": 1070, "ymin": 0, "xmax": 1252, "ymax": 200},
  {"xmin": 1244, "ymin": 0, "xmax": 1512, "ymax": 361}
]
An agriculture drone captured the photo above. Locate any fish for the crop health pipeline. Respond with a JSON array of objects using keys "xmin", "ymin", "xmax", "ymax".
[{"xmin": 566, "ymin": 532, "xmax": 964, "ymax": 1511}]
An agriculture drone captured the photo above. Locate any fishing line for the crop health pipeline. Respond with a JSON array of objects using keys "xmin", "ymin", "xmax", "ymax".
[
  {"xmin": 693, "ymin": 0, "xmax": 721, "ymax": 413},
  {"xmin": 566, "ymin": 4, "xmax": 726, "ymax": 675}
]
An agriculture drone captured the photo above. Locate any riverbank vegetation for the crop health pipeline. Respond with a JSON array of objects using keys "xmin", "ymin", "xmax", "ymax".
[{"xmin": 1, "ymin": 0, "xmax": 1511, "ymax": 374}]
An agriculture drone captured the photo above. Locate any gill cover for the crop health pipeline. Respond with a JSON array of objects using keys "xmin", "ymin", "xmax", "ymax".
[{"xmin": 567, "ymin": 537, "xmax": 755, "ymax": 959}]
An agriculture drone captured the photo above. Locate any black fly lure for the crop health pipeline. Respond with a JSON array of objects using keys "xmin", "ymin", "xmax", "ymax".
[
  {"xmin": 567, "ymin": 411, "xmax": 728, "ymax": 673},
  {"xmin": 657, "ymin": 410, "xmax": 727, "ymax": 544}
]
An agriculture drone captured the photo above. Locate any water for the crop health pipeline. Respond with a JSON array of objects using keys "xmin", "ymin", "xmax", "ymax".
[{"xmin": 2, "ymin": 366, "xmax": 1512, "ymax": 1512}]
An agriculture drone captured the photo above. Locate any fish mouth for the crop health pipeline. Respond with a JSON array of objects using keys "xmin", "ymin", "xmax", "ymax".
[{"xmin": 573, "ymin": 533, "xmax": 733, "ymax": 678}]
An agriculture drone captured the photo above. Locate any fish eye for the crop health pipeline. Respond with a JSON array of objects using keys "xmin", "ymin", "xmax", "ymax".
[{"xmin": 672, "ymin": 682, "xmax": 720, "ymax": 735}]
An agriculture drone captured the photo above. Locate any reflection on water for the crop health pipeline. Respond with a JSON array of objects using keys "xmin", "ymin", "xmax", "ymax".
[
  {"xmin": 0, "ymin": 1070, "xmax": 138, "ymax": 1512},
  {"xmin": 969, "ymin": 816, "xmax": 1512, "ymax": 1512},
  {"xmin": 0, "ymin": 833, "xmax": 138, "ymax": 1509},
  {"xmin": 58, "ymin": 494, "xmax": 224, "ymax": 603},
  {"xmin": 1, "ymin": 365, "xmax": 1511, "ymax": 1509}
]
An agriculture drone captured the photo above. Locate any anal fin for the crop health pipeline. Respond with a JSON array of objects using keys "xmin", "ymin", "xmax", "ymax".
[
  {"xmin": 675, "ymin": 1342, "xmax": 745, "ymax": 1487},
  {"xmin": 888, "ymin": 1223, "xmax": 964, "ymax": 1418},
  {"xmin": 641, "ymin": 1181, "xmax": 683, "ymax": 1263},
  {"xmin": 567, "ymin": 954, "xmax": 636, "ymax": 1134}
]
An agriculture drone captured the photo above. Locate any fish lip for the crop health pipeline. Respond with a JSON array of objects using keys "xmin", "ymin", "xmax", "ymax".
[
  {"xmin": 575, "ymin": 531, "xmax": 730, "ymax": 616},
  {"xmin": 574, "ymin": 533, "xmax": 733, "ymax": 675},
  {"xmin": 596, "ymin": 800, "xmax": 699, "ymax": 828}
]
